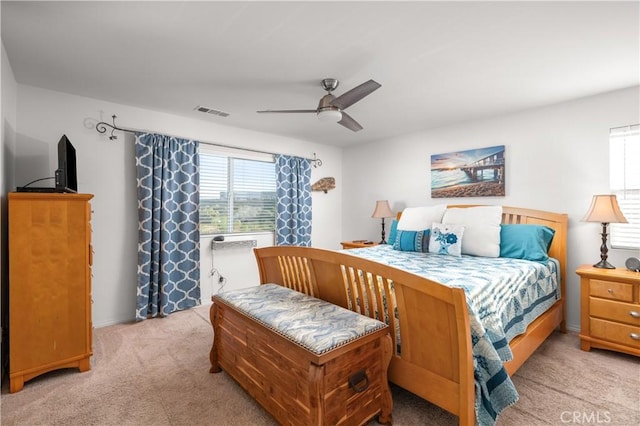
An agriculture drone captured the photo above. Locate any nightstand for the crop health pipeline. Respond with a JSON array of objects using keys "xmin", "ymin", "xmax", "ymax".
[
  {"xmin": 340, "ymin": 240, "xmax": 379, "ymax": 249},
  {"xmin": 576, "ymin": 265, "xmax": 640, "ymax": 357}
]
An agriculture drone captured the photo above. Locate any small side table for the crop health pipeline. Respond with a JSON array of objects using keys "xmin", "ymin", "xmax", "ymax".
[
  {"xmin": 576, "ymin": 264, "xmax": 640, "ymax": 357},
  {"xmin": 340, "ymin": 240, "xmax": 379, "ymax": 250}
]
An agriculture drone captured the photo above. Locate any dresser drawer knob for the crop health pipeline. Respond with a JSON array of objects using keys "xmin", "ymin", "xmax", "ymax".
[
  {"xmin": 607, "ymin": 288, "xmax": 614, "ymax": 294},
  {"xmin": 630, "ymin": 311, "xmax": 640, "ymax": 319},
  {"xmin": 631, "ymin": 333, "xmax": 640, "ymax": 341}
]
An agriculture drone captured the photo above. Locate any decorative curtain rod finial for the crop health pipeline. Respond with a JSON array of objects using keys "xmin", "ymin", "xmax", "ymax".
[
  {"xmin": 312, "ymin": 153, "xmax": 323, "ymax": 168},
  {"xmin": 96, "ymin": 114, "xmax": 123, "ymax": 140}
]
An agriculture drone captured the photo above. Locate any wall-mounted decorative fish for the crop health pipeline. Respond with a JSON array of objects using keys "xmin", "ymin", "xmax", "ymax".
[{"xmin": 311, "ymin": 177, "xmax": 336, "ymax": 193}]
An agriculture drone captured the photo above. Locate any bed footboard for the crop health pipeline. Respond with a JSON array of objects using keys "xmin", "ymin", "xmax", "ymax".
[{"xmin": 253, "ymin": 246, "xmax": 475, "ymax": 425}]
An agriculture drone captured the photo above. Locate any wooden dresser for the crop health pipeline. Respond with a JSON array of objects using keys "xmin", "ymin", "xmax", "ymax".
[
  {"xmin": 8, "ymin": 192, "xmax": 94, "ymax": 392},
  {"xmin": 576, "ymin": 264, "xmax": 640, "ymax": 357}
]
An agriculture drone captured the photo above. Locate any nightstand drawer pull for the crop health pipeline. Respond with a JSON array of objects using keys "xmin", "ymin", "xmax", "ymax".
[
  {"xmin": 607, "ymin": 288, "xmax": 614, "ymax": 294},
  {"xmin": 630, "ymin": 311, "xmax": 640, "ymax": 319},
  {"xmin": 630, "ymin": 333, "xmax": 640, "ymax": 341}
]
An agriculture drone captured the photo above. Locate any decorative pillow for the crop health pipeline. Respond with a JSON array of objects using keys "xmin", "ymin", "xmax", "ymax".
[
  {"xmin": 499, "ymin": 224, "xmax": 555, "ymax": 262},
  {"xmin": 397, "ymin": 204, "xmax": 447, "ymax": 231},
  {"xmin": 393, "ymin": 229, "xmax": 430, "ymax": 252},
  {"xmin": 429, "ymin": 223, "xmax": 464, "ymax": 257},
  {"xmin": 442, "ymin": 206, "xmax": 502, "ymax": 257},
  {"xmin": 387, "ymin": 219, "xmax": 399, "ymax": 245}
]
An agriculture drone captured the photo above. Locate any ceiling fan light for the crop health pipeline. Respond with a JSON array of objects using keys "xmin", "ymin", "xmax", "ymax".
[{"xmin": 317, "ymin": 109, "xmax": 342, "ymax": 122}]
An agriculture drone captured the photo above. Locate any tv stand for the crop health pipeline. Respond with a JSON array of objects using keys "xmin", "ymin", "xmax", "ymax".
[
  {"xmin": 16, "ymin": 186, "xmax": 77, "ymax": 193},
  {"xmin": 15, "ymin": 186, "xmax": 58, "ymax": 193}
]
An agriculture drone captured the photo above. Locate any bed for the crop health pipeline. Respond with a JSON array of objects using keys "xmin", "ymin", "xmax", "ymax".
[{"xmin": 253, "ymin": 205, "xmax": 567, "ymax": 426}]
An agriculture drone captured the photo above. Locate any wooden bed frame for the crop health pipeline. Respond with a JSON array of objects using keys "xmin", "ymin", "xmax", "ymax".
[{"xmin": 253, "ymin": 206, "xmax": 567, "ymax": 425}]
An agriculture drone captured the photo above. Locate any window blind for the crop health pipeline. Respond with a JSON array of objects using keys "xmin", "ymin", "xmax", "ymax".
[
  {"xmin": 609, "ymin": 124, "xmax": 640, "ymax": 250},
  {"xmin": 200, "ymin": 147, "xmax": 276, "ymax": 235}
]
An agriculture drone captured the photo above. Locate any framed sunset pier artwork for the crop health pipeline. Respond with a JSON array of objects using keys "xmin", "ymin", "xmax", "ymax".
[{"xmin": 431, "ymin": 145, "xmax": 505, "ymax": 198}]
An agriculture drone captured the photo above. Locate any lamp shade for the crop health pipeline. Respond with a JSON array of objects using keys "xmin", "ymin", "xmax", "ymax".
[
  {"xmin": 371, "ymin": 200, "xmax": 394, "ymax": 218},
  {"xmin": 582, "ymin": 195, "xmax": 628, "ymax": 224}
]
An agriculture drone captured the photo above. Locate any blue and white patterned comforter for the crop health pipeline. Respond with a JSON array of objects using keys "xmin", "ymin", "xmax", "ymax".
[{"xmin": 344, "ymin": 244, "xmax": 560, "ymax": 426}]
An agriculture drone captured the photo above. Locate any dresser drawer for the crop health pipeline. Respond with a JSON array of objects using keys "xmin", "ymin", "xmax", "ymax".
[
  {"xmin": 590, "ymin": 318, "xmax": 640, "ymax": 349},
  {"xmin": 589, "ymin": 279, "xmax": 634, "ymax": 302},
  {"xmin": 590, "ymin": 297, "xmax": 640, "ymax": 326}
]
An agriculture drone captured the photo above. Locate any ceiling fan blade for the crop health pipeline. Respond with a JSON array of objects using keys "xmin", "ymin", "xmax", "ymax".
[
  {"xmin": 338, "ymin": 112, "xmax": 363, "ymax": 132},
  {"xmin": 331, "ymin": 80, "xmax": 381, "ymax": 110},
  {"xmin": 257, "ymin": 109, "xmax": 317, "ymax": 114}
]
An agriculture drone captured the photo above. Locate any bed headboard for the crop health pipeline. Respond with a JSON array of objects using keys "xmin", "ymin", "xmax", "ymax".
[{"xmin": 396, "ymin": 205, "xmax": 568, "ymax": 299}]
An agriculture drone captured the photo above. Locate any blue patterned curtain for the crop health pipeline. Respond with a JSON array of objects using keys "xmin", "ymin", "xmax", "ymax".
[
  {"xmin": 275, "ymin": 155, "xmax": 312, "ymax": 246},
  {"xmin": 135, "ymin": 133, "xmax": 200, "ymax": 320}
]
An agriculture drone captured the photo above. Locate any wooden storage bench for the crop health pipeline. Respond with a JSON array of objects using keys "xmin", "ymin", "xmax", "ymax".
[{"xmin": 210, "ymin": 284, "xmax": 393, "ymax": 426}]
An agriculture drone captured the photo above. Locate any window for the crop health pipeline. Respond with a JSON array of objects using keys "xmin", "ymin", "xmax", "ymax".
[
  {"xmin": 200, "ymin": 146, "xmax": 276, "ymax": 235},
  {"xmin": 609, "ymin": 124, "xmax": 640, "ymax": 249}
]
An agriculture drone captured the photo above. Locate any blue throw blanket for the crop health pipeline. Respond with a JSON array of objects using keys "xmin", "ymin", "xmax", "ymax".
[{"xmin": 344, "ymin": 245, "xmax": 560, "ymax": 425}]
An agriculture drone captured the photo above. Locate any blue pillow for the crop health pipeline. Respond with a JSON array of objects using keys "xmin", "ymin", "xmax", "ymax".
[
  {"xmin": 387, "ymin": 219, "xmax": 399, "ymax": 245},
  {"xmin": 499, "ymin": 224, "xmax": 555, "ymax": 262},
  {"xmin": 393, "ymin": 229, "xmax": 430, "ymax": 252}
]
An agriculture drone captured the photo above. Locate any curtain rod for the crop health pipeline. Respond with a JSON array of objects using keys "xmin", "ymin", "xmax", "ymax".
[
  {"xmin": 610, "ymin": 123, "xmax": 639, "ymax": 131},
  {"xmin": 95, "ymin": 114, "xmax": 323, "ymax": 168}
]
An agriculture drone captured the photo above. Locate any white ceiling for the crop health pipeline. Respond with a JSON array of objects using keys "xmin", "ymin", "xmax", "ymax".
[{"xmin": 2, "ymin": 1, "xmax": 638, "ymax": 147}]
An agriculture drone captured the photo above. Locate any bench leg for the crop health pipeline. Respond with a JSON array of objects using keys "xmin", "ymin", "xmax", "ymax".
[
  {"xmin": 209, "ymin": 303, "xmax": 221, "ymax": 373},
  {"xmin": 377, "ymin": 334, "xmax": 393, "ymax": 425}
]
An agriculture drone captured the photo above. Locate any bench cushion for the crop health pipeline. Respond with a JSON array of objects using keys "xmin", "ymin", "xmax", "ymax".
[{"xmin": 215, "ymin": 284, "xmax": 387, "ymax": 355}]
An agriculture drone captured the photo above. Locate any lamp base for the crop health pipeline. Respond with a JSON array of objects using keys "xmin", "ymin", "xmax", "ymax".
[
  {"xmin": 593, "ymin": 260, "xmax": 615, "ymax": 269},
  {"xmin": 593, "ymin": 222, "xmax": 616, "ymax": 269},
  {"xmin": 379, "ymin": 218, "xmax": 387, "ymax": 245}
]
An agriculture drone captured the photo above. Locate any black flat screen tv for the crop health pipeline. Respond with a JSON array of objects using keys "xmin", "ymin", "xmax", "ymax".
[{"xmin": 55, "ymin": 135, "xmax": 78, "ymax": 193}]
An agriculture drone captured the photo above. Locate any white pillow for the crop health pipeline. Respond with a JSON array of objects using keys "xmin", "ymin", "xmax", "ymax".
[
  {"xmin": 429, "ymin": 223, "xmax": 464, "ymax": 257},
  {"xmin": 442, "ymin": 206, "xmax": 502, "ymax": 257},
  {"xmin": 397, "ymin": 204, "xmax": 447, "ymax": 231}
]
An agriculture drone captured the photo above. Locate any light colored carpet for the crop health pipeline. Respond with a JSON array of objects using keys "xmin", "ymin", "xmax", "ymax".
[{"xmin": 1, "ymin": 304, "xmax": 638, "ymax": 425}]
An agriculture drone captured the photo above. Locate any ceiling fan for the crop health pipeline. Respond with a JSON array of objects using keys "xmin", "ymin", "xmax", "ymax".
[{"xmin": 257, "ymin": 78, "xmax": 381, "ymax": 132}]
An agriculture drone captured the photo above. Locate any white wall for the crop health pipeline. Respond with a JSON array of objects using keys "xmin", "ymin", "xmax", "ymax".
[
  {"xmin": 1, "ymin": 40, "xmax": 18, "ymax": 380},
  {"xmin": 15, "ymin": 85, "xmax": 343, "ymax": 326},
  {"xmin": 9, "ymin": 80, "xmax": 639, "ymax": 333},
  {"xmin": 342, "ymin": 86, "xmax": 640, "ymax": 332}
]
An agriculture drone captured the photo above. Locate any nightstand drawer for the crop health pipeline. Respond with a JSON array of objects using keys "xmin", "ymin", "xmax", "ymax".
[
  {"xmin": 590, "ymin": 318, "xmax": 640, "ymax": 349},
  {"xmin": 590, "ymin": 297, "xmax": 640, "ymax": 326},
  {"xmin": 589, "ymin": 279, "xmax": 633, "ymax": 302}
]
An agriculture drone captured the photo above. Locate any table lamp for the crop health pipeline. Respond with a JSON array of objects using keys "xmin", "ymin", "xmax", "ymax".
[
  {"xmin": 371, "ymin": 200, "xmax": 394, "ymax": 244},
  {"xmin": 582, "ymin": 194, "xmax": 628, "ymax": 269}
]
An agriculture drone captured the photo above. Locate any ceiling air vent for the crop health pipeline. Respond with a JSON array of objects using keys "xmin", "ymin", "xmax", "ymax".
[{"xmin": 194, "ymin": 105, "xmax": 230, "ymax": 117}]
